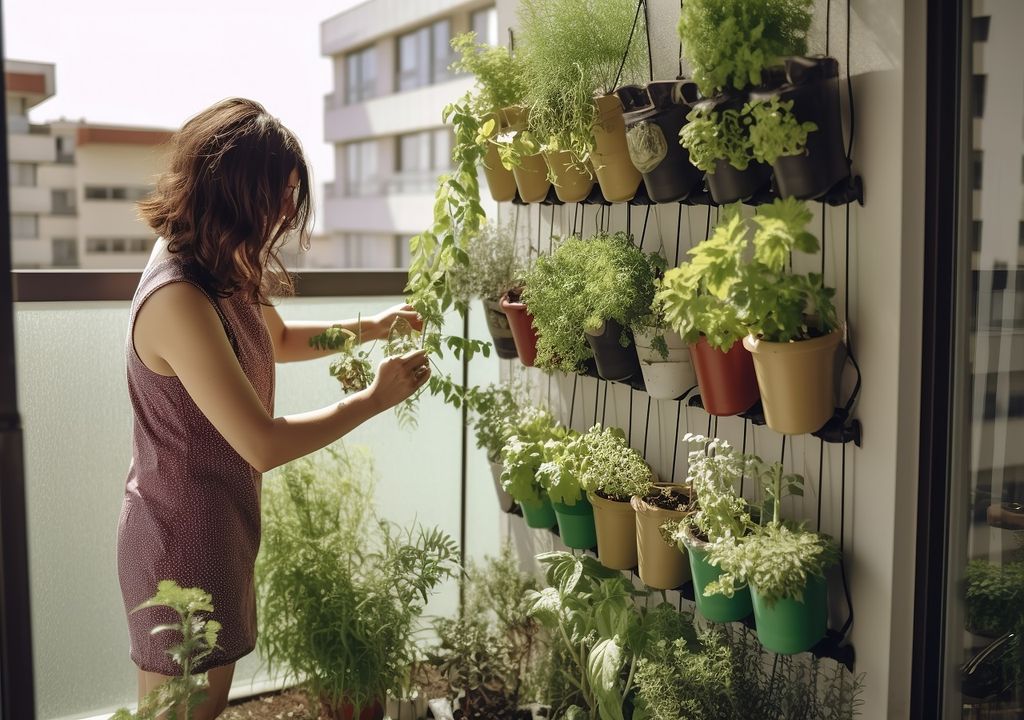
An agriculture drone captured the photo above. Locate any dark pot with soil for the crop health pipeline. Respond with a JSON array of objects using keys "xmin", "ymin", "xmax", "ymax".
[
  {"xmin": 620, "ymin": 80, "xmax": 704, "ymax": 203},
  {"xmin": 688, "ymin": 336, "xmax": 760, "ymax": 416},
  {"xmin": 500, "ymin": 289, "xmax": 539, "ymax": 367},
  {"xmin": 585, "ymin": 318, "xmax": 640, "ymax": 381},
  {"xmin": 482, "ymin": 298, "xmax": 519, "ymax": 360},
  {"xmin": 749, "ymin": 56, "xmax": 850, "ymax": 200},
  {"xmin": 698, "ymin": 91, "xmax": 772, "ymax": 205}
]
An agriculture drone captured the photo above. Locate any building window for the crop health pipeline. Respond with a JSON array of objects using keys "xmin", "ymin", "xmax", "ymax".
[
  {"xmin": 394, "ymin": 129, "xmax": 453, "ymax": 192},
  {"xmin": 11, "ymin": 214, "xmax": 38, "ymax": 239},
  {"xmin": 344, "ymin": 141, "xmax": 379, "ymax": 197},
  {"xmin": 341, "ymin": 233, "xmax": 403, "ymax": 269},
  {"xmin": 84, "ymin": 186, "xmax": 151, "ymax": 201},
  {"xmin": 51, "ymin": 238, "xmax": 78, "ymax": 267},
  {"xmin": 51, "ymin": 189, "xmax": 77, "ymax": 216},
  {"xmin": 971, "ymin": 220, "xmax": 982, "ymax": 252},
  {"xmin": 85, "ymin": 237, "xmax": 154, "ymax": 254},
  {"xmin": 345, "ymin": 45, "xmax": 377, "ymax": 105},
  {"xmin": 55, "ymin": 135, "xmax": 75, "ymax": 164},
  {"xmin": 9, "ymin": 163, "xmax": 37, "ymax": 187},
  {"xmin": 397, "ymin": 19, "xmax": 452, "ymax": 92},
  {"xmin": 395, "ymin": 235, "xmax": 413, "ymax": 268},
  {"xmin": 471, "ymin": 6, "xmax": 499, "ymax": 46}
]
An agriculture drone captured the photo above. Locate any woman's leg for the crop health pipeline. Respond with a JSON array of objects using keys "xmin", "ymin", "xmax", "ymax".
[{"xmin": 137, "ymin": 662, "xmax": 236, "ymax": 720}]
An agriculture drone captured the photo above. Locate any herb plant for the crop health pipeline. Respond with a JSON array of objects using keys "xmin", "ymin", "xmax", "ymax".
[
  {"xmin": 500, "ymin": 406, "xmax": 566, "ymax": 505},
  {"xmin": 747, "ymin": 97, "xmax": 818, "ymax": 165},
  {"xmin": 523, "ymin": 232, "xmax": 662, "ymax": 373},
  {"xmin": 256, "ymin": 447, "xmax": 460, "ymax": 715},
  {"xmin": 450, "ymin": 32, "xmax": 528, "ymax": 126},
  {"xmin": 468, "ymin": 383, "xmax": 525, "ymax": 463},
  {"xmin": 677, "ymin": 0, "xmax": 814, "ymax": 96},
  {"xmin": 965, "ymin": 557, "xmax": 1024, "ymax": 637},
  {"xmin": 110, "ymin": 581, "xmax": 221, "ymax": 720},
  {"xmin": 672, "ymin": 434, "xmax": 754, "ymax": 544},
  {"xmin": 447, "ymin": 220, "xmax": 524, "ymax": 306},
  {"xmin": 518, "ymin": 0, "xmax": 648, "ymax": 165},
  {"xmin": 679, "ymin": 106, "xmax": 754, "ymax": 173},
  {"xmin": 535, "ymin": 429, "xmax": 587, "ymax": 505},
  {"xmin": 577, "ymin": 424, "xmax": 653, "ymax": 501}
]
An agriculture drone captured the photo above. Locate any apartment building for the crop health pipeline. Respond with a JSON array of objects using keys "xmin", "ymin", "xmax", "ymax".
[
  {"xmin": 318, "ymin": 0, "xmax": 500, "ymax": 269},
  {"xmin": 5, "ymin": 60, "xmax": 172, "ymax": 269}
]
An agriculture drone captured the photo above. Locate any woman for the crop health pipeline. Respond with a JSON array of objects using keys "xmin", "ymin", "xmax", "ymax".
[{"xmin": 117, "ymin": 97, "xmax": 430, "ymax": 718}]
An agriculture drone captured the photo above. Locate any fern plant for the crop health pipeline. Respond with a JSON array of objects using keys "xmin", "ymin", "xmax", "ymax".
[
  {"xmin": 110, "ymin": 582, "xmax": 221, "ymax": 720},
  {"xmin": 256, "ymin": 447, "xmax": 460, "ymax": 715}
]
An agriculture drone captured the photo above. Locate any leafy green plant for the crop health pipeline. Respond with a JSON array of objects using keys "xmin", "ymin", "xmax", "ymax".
[
  {"xmin": 677, "ymin": 0, "xmax": 813, "ymax": 96},
  {"xmin": 523, "ymin": 232, "xmax": 662, "ymax": 373},
  {"xmin": 669, "ymin": 434, "xmax": 754, "ymax": 545},
  {"xmin": 527, "ymin": 551, "xmax": 683, "ymax": 720},
  {"xmin": 500, "ymin": 406, "xmax": 567, "ymax": 504},
  {"xmin": 577, "ymin": 424, "xmax": 653, "ymax": 501},
  {"xmin": 679, "ymin": 105, "xmax": 754, "ymax": 173},
  {"xmin": 256, "ymin": 447, "xmax": 460, "ymax": 715},
  {"xmin": 704, "ymin": 457, "xmax": 838, "ymax": 608},
  {"xmin": 468, "ymin": 383, "xmax": 526, "ymax": 463},
  {"xmin": 110, "ymin": 582, "xmax": 221, "ymax": 720},
  {"xmin": 656, "ymin": 199, "xmax": 838, "ymax": 351},
  {"xmin": 448, "ymin": 220, "xmax": 524, "ymax": 306},
  {"xmin": 450, "ymin": 32, "xmax": 529, "ymax": 126},
  {"xmin": 965, "ymin": 557, "xmax": 1024, "ymax": 637},
  {"xmin": 518, "ymin": 0, "xmax": 648, "ymax": 165},
  {"xmin": 535, "ymin": 429, "xmax": 587, "ymax": 505},
  {"xmin": 747, "ymin": 97, "xmax": 818, "ymax": 165}
]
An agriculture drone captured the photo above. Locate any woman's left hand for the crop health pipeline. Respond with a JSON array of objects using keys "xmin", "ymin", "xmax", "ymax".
[{"xmin": 367, "ymin": 303, "xmax": 424, "ymax": 341}]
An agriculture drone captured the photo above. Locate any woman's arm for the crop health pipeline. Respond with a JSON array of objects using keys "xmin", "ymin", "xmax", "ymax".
[
  {"xmin": 262, "ymin": 303, "xmax": 423, "ymax": 363},
  {"xmin": 135, "ymin": 283, "xmax": 430, "ymax": 472}
]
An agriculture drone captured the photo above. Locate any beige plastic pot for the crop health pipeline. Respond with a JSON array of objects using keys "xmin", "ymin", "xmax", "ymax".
[
  {"xmin": 743, "ymin": 329, "xmax": 843, "ymax": 435},
  {"xmin": 587, "ymin": 490, "xmax": 638, "ymax": 570},
  {"xmin": 500, "ymin": 105, "xmax": 551, "ymax": 203},
  {"xmin": 591, "ymin": 94, "xmax": 642, "ymax": 202},
  {"xmin": 543, "ymin": 149, "xmax": 594, "ymax": 202},
  {"xmin": 631, "ymin": 484, "xmax": 691, "ymax": 590},
  {"xmin": 633, "ymin": 326, "xmax": 697, "ymax": 401},
  {"xmin": 481, "ymin": 115, "xmax": 517, "ymax": 202}
]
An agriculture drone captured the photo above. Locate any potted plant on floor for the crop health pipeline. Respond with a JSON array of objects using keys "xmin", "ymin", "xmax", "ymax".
[
  {"xmin": 669, "ymin": 434, "xmax": 756, "ymax": 623},
  {"xmin": 577, "ymin": 424, "xmax": 654, "ymax": 570},
  {"xmin": 703, "ymin": 458, "xmax": 839, "ymax": 655},
  {"xmin": 448, "ymin": 221, "xmax": 524, "ymax": 360},
  {"xmin": 741, "ymin": 198, "xmax": 842, "ymax": 434},
  {"xmin": 500, "ymin": 406, "xmax": 566, "ymax": 529},
  {"xmin": 631, "ymin": 482, "xmax": 692, "ymax": 590},
  {"xmin": 524, "ymin": 232, "xmax": 661, "ymax": 380},
  {"xmin": 536, "ymin": 429, "xmax": 598, "ymax": 550},
  {"xmin": 257, "ymin": 448, "xmax": 460, "ymax": 719},
  {"xmin": 469, "ymin": 383, "xmax": 526, "ymax": 512},
  {"xmin": 655, "ymin": 206, "xmax": 761, "ymax": 416},
  {"xmin": 517, "ymin": 0, "xmax": 647, "ymax": 202},
  {"xmin": 677, "ymin": 0, "xmax": 814, "ymax": 204},
  {"xmin": 449, "ymin": 32, "xmax": 529, "ymax": 203}
]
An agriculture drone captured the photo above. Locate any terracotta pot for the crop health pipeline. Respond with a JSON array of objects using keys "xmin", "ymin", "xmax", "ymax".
[
  {"xmin": 543, "ymin": 149, "xmax": 594, "ymax": 202},
  {"xmin": 587, "ymin": 490, "xmax": 638, "ymax": 570},
  {"xmin": 743, "ymin": 329, "xmax": 842, "ymax": 435},
  {"xmin": 500, "ymin": 292, "xmax": 539, "ymax": 367},
  {"xmin": 585, "ymin": 319, "xmax": 640, "ymax": 381},
  {"xmin": 481, "ymin": 113, "xmax": 518, "ymax": 202},
  {"xmin": 482, "ymin": 298, "xmax": 518, "ymax": 360},
  {"xmin": 634, "ymin": 326, "xmax": 697, "ymax": 401},
  {"xmin": 500, "ymin": 105, "xmax": 551, "ymax": 203},
  {"xmin": 689, "ymin": 337, "xmax": 760, "ymax": 416},
  {"xmin": 620, "ymin": 81, "xmax": 704, "ymax": 203},
  {"xmin": 489, "ymin": 459, "xmax": 516, "ymax": 513},
  {"xmin": 631, "ymin": 484, "xmax": 691, "ymax": 590},
  {"xmin": 592, "ymin": 94, "xmax": 642, "ymax": 202},
  {"xmin": 319, "ymin": 696, "xmax": 384, "ymax": 720}
]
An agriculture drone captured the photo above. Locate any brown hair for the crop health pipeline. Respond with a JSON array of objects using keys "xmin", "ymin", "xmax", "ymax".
[{"xmin": 139, "ymin": 98, "xmax": 312, "ymax": 304}]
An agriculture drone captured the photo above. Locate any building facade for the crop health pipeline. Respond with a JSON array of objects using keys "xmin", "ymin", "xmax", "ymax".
[
  {"xmin": 318, "ymin": 0, "xmax": 499, "ymax": 269},
  {"xmin": 5, "ymin": 60, "xmax": 172, "ymax": 269}
]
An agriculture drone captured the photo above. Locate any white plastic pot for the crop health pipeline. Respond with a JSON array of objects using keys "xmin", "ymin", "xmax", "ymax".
[{"xmin": 634, "ymin": 326, "xmax": 697, "ymax": 400}]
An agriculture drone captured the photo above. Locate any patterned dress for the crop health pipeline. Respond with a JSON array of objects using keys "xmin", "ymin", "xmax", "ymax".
[{"xmin": 117, "ymin": 255, "xmax": 274, "ymax": 674}]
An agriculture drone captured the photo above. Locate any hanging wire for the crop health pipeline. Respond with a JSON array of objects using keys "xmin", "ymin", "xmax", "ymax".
[
  {"xmin": 642, "ymin": 0, "xmax": 653, "ymax": 81},
  {"xmin": 593, "ymin": 379, "xmax": 600, "ymax": 427},
  {"xmin": 705, "ymin": 206, "xmax": 712, "ymax": 240},
  {"xmin": 825, "ymin": 0, "xmax": 832, "ymax": 56},
  {"xmin": 569, "ymin": 373, "xmax": 579, "ymax": 429},
  {"xmin": 611, "ymin": 0, "xmax": 645, "ymax": 91},
  {"xmin": 626, "ymin": 204, "xmax": 632, "ymax": 240},
  {"xmin": 642, "ymin": 395, "xmax": 652, "ymax": 459},
  {"xmin": 677, "ymin": 0, "xmax": 684, "ymax": 78},
  {"xmin": 845, "ymin": 0, "xmax": 856, "ymax": 161},
  {"xmin": 674, "ymin": 203, "xmax": 684, "ymax": 266},
  {"xmin": 536, "ymin": 203, "xmax": 543, "ymax": 259},
  {"xmin": 817, "ymin": 438, "xmax": 825, "ymax": 532},
  {"xmin": 821, "ymin": 208, "xmax": 827, "ymax": 280},
  {"xmin": 670, "ymin": 401, "xmax": 682, "ymax": 481},
  {"xmin": 628, "ymin": 389, "xmax": 634, "ymax": 445},
  {"xmin": 739, "ymin": 418, "xmax": 749, "ymax": 497},
  {"xmin": 839, "ymin": 441, "xmax": 854, "ymax": 637},
  {"xmin": 549, "ymin": 204, "xmax": 556, "ymax": 254},
  {"xmin": 601, "ymin": 382, "xmax": 610, "ymax": 425}
]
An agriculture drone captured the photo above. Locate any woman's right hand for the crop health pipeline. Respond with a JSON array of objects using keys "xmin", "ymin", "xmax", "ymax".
[{"xmin": 366, "ymin": 349, "xmax": 431, "ymax": 411}]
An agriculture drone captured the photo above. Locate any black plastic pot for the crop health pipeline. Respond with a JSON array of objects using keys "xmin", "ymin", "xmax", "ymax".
[
  {"xmin": 619, "ymin": 80, "xmax": 705, "ymax": 203},
  {"xmin": 696, "ymin": 90, "xmax": 773, "ymax": 205},
  {"xmin": 585, "ymin": 319, "xmax": 640, "ymax": 381},
  {"xmin": 750, "ymin": 56, "xmax": 850, "ymax": 200},
  {"xmin": 482, "ymin": 299, "xmax": 518, "ymax": 360}
]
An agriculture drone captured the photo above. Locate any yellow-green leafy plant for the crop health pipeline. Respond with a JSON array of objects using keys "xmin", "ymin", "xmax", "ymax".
[{"xmin": 747, "ymin": 97, "xmax": 818, "ymax": 165}]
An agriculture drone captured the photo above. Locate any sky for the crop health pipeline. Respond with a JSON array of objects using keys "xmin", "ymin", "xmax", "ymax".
[{"xmin": 3, "ymin": 0, "xmax": 366, "ymax": 230}]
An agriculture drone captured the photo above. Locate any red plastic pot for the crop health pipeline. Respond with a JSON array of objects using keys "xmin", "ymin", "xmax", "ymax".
[
  {"xmin": 500, "ymin": 291, "xmax": 539, "ymax": 367},
  {"xmin": 688, "ymin": 337, "xmax": 760, "ymax": 416},
  {"xmin": 320, "ymin": 697, "xmax": 384, "ymax": 720}
]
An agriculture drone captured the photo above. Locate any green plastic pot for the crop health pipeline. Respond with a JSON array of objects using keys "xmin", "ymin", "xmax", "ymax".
[
  {"xmin": 680, "ymin": 525, "xmax": 753, "ymax": 623},
  {"xmin": 750, "ymin": 573, "xmax": 828, "ymax": 655},
  {"xmin": 552, "ymin": 494, "xmax": 598, "ymax": 550},
  {"xmin": 520, "ymin": 495, "xmax": 557, "ymax": 530}
]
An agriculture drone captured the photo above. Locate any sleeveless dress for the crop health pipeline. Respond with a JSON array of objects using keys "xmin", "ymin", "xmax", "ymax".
[{"xmin": 117, "ymin": 255, "xmax": 275, "ymax": 675}]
